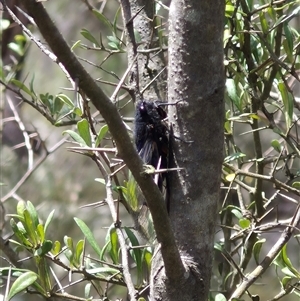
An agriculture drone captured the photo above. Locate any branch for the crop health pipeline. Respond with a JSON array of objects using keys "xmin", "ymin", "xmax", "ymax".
[
  {"xmin": 1, "ymin": 138, "xmax": 66, "ymax": 203},
  {"xmin": 4, "ymin": 4, "xmax": 74, "ymax": 86},
  {"xmin": 19, "ymin": 0, "xmax": 181, "ymax": 282},
  {"xmin": 224, "ymin": 163, "xmax": 300, "ymax": 197},
  {"xmin": 6, "ymin": 95, "xmax": 34, "ymax": 169},
  {"xmin": 230, "ymin": 203, "xmax": 300, "ymax": 299},
  {"xmin": 105, "ymin": 177, "xmax": 137, "ymax": 301}
]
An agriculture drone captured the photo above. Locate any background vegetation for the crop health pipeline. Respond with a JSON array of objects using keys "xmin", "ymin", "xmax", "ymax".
[{"xmin": 1, "ymin": 0, "xmax": 300, "ymax": 300}]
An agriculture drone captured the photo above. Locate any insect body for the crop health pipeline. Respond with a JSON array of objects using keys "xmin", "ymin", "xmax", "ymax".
[{"xmin": 134, "ymin": 100, "xmax": 169, "ymax": 189}]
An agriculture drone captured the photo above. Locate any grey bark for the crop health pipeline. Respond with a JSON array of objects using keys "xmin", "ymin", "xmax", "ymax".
[
  {"xmin": 125, "ymin": 0, "xmax": 167, "ymax": 101},
  {"xmin": 150, "ymin": 0, "xmax": 225, "ymax": 300}
]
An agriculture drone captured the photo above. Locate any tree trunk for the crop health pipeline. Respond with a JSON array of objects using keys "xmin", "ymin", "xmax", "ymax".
[{"xmin": 150, "ymin": 0, "xmax": 225, "ymax": 300}]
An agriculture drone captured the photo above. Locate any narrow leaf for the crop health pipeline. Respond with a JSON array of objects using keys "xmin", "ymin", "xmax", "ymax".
[
  {"xmin": 62, "ymin": 130, "xmax": 87, "ymax": 147},
  {"xmin": 80, "ymin": 29, "xmax": 100, "ymax": 47},
  {"xmin": 109, "ymin": 227, "xmax": 119, "ymax": 264},
  {"xmin": 56, "ymin": 95, "xmax": 74, "ymax": 109},
  {"xmin": 92, "ymin": 9, "xmax": 113, "ymax": 29},
  {"xmin": 226, "ymin": 78, "xmax": 242, "ymax": 112},
  {"xmin": 124, "ymin": 227, "xmax": 142, "ymax": 280},
  {"xmin": 253, "ymin": 238, "xmax": 266, "ymax": 265},
  {"xmin": 52, "ymin": 240, "xmax": 61, "ymax": 255},
  {"xmin": 77, "ymin": 119, "xmax": 92, "ymax": 147},
  {"xmin": 7, "ymin": 271, "xmax": 38, "ymax": 300},
  {"xmin": 23, "ymin": 209, "xmax": 38, "ymax": 246},
  {"xmin": 74, "ymin": 218, "xmax": 102, "ymax": 257},
  {"xmin": 71, "ymin": 40, "xmax": 82, "ymax": 51},
  {"xmin": 278, "ymin": 82, "xmax": 293, "ymax": 129},
  {"xmin": 95, "ymin": 124, "xmax": 108, "ymax": 147},
  {"xmin": 11, "ymin": 79, "xmax": 33, "ymax": 97},
  {"xmin": 36, "ymin": 224, "xmax": 45, "ymax": 243},
  {"xmin": 26, "ymin": 201, "xmax": 39, "ymax": 227},
  {"xmin": 44, "ymin": 209, "xmax": 55, "ymax": 235}
]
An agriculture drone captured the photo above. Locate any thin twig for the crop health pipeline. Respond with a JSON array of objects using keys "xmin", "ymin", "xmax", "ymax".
[
  {"xmin": 6, "ymin": 95, "xmax": 34, "ymax": 170},
  {"xmin": 230, "ymin": 203, "xmax": 300, "ymax": 299},
  {"xmin": 1, "ymin": 138, "xmax": 67, "ymax": 203},
  {"xmin": 3, "ymin": 3, "xmax": 74, "ymax": 86},
  {"xmin": 105, "ymin": 177, "xmax": 137, "ymax": 301},
  {"xmin": 111, "ymin": 54, "xmax": 138, "ymax": 103}
]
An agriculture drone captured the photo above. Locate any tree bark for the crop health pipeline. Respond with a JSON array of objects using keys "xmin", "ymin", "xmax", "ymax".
[{"xmin": 150, "ymin": 0, "xmax": 225, "ymax": 300}]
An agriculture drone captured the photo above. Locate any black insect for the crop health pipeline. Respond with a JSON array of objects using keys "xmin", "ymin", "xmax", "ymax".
[{"xmin": 134, "ymin": 100, "xmax": 169, "ymax": 190}]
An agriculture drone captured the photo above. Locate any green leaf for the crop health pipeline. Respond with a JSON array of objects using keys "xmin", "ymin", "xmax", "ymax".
[
  {"xmin": 36, "ymin": 257, "xmax": 52, "ymax": 291},
  {"xmin": 95, "ymin": 178, "xmax": 106, "ymax": 185},
  {"xmin": 51, "ymin": 240, "xmax": 61, "ymax": 255},
  {"xmin": 71, "ymin": 40, "xmax": 82, "ymax": 51},
  {"xmin": 36, "ymin": 240, "xmax": 53, "ymax": 256},
  {"xmin": 281, "ymin": 276, "xmax": 292, "ymax": 289},
  {"xmin": 77, "ymin": 119, "xmax": 92, "ymax": 147},
  {"xmin": 0, "ymin": 19, "xmax": 10, "ymax": 30},
  {"xmin": 57, "ymin": 95, "xmax": 74, "ymax": 109},
  {"xmin": 80, "ymin": 28, "xmax": 100, "ymax": 47},
  {"xmin": 64, "ymin": 236, "xmax": 74, "ymax": 263},
  {"xmin": 44, "ymin": 209, "xmax": 55, "ymax": 235},
  {"xmin": 113, "ymin": 7, "xmax": 121, "ymax": 36},
  {"xmin": 281, "ymin": 244, "xmax": 300, "ymax": 277},
  {"xmin": 74, "ymin": 218, "xmax": 102, "ymax": 257},
  {"xmin": 92, "ymin": 9, "xmax": 113, "ymax": 30},
  {"xmin": 278, "ymin": 82, "xmax": 293, "ymax": 130},
  {"xmin": 274, "ymin": 244, "xmax": 300, "ymax": 278},
  {"xmin": 16, "ymin": 201, "xmax": 26, "ymax": 221},
  {"xmin": 281, "ymin": 267, "xmax": 297, "ymax": 278},
  {"xmin": 225, "ymin": 4, "xmax": 235, "ymax": 18},
  {"xmin": 74, "ymin": 239, "xmax": 85, "ymax": 266},
  {"xmin": 7, "ymin": 271, "xmax": 38, "ymax": 300},
  {"xmin": 10, "ymin": 79, "xmax": 34, "ymax": 97},
  {"xmin": 109, "ymin": 227, "xmax": 119, "ymax": 264},
  {"xmin": 10, "ymin": 218, "xmax": 33, "ymax": 247},
  {"xmin": 29, "ymin": 74, "xmax": 36, "ymax": 96},
  {"xmin": 108, "ymin": 41, "xmax": 120, "ymax": 50},
  {"xmin": 84, "ymin": 283, "xmax": 92, "ymax": 299},
  {"xmin": 39, "ymin": 93, "xmax": 52, "ymax": 112},
  {"xmin": 142, "ymin": 248, "xmax": 152, "ymax": 274},
  {"xmin": 267, "ymin": 7, "xmax": 276, "ymax": 21},
  {"xmin": 26, "ymin": 201, "xmax": 39, "ymax": 228},
  {"xmin": 226, "ymin": 78, "xmax": 242, "ymax": 112},
  {"xmin": 292, "ymin": 182, "xmax": 300, "ymax": 189},
  {"xmin": 23, "ymin": 209, "xmax": 38, "ymax": 246},
  {"xmin": 283, "ymin": 23, "xmax": 294, "ymax": 63},
  {"xmin": 8, "ymin": 42, "xmax": 24, "ymax": 56},
  {"xmin": 62, "ymin": 130, "xmax": 87, "ymax": 147},
  {"xmin": 53, "ymin": 96, "xmax": 65, "ymax": 115},
  {"xmin": 36, "ymin": 224, "xmax": 45, "ymax": 243},
  {"xmin": 107, "ymin": 35, "xmax": 120, "ymax": 44},
  {"xmin": 259, "ymin": 11, "xmax": 268, "ymax": 34},
  {"xmin": 124, "ymin": 227, "xmax": 142, "ymax": 280},
  {"xmin": 100, "ymin": 240, "xmax": 111, "ymax": 261},
  {"xmin": 95, "ymin": 124, "xmax": 108, "ymax": 147},
  {"xmin": 253, "ymin": 238, "xmax": 266, "ymax": 265},
  {"xmin": 239, "ymin": 218, "xmax": 250, "ymax": 229},
  {"xmin": 215, "ymin": 293, "xmax": 227, "ymax": 301},
  {"xmin": 64, "ymin": 235, "xmax": 74, "ymax": 251},
  {"xmin": 73, "ymin": 107, "xmax": 83, "ymax": 117},
  {"xmin": 231, "ymin": 208, "xmax": 242, "ymax": 220},
  {"xmin": 125, "ymin": 172, "xmax": 138, "ymax": 211},
  {"xmin": 271, "ymin": 139, "xmax": 281, "ymax": 152}
]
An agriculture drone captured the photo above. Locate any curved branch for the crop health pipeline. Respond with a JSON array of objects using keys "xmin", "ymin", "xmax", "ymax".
[
  {"xmin": 19, "ymin": 0, "xmax": 181, "ymax": 282},
  {"xmin": 230, "ymin": 203, "xmax": 300, "ymax": 299}
]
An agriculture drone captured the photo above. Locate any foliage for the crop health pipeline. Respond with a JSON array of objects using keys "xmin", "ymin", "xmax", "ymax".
[
  {"xmin": 1, "ymin": 0, "xmax": 300, "ymax": 300},
  {"xmin": 1, "ymin": 200, "xmax": 150, "ymax": 300}
]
